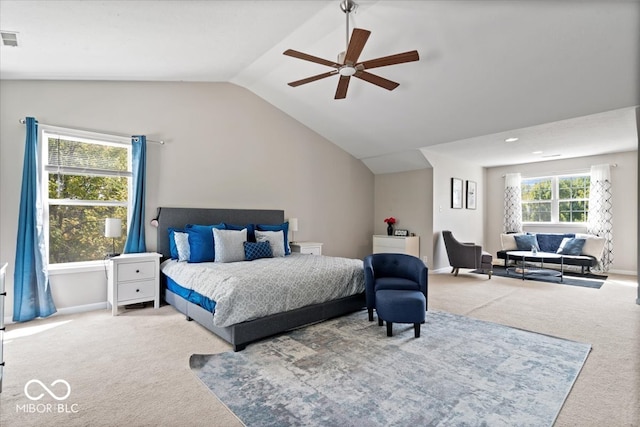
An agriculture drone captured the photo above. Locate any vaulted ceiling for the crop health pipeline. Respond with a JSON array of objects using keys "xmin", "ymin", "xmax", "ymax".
[{"xmin": 1, "ymin": 0, "xmax": 638, "ymax": 173}]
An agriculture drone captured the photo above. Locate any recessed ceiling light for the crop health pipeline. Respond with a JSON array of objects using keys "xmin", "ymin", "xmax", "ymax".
[
  {"xmin": 505, "ymin": 137, "xmax": 518, "ymax": 143},
  {"xmin": 532, "ymin": 151, "xmax": 543, "ymax": 155}
]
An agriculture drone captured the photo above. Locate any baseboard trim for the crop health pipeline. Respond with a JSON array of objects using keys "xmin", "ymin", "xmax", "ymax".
[
  {"xmin": 607, "ymin": 269, "xmax": 637, "ymax": 276},
  {"xmin": 3, "ymin": 302, "xmax": 108, "ymax": 325},
  {"xmin": 55, "ymin": 302, "xmax": 108, "ymax": 316}
]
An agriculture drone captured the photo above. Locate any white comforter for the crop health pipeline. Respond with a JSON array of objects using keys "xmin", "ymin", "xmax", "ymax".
[{"xmin": 161, "ymin": 253, "xmax": 364, "ymax": 327}]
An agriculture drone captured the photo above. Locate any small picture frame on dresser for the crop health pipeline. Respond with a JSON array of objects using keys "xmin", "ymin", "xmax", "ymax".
[{"xmin": 394, "ymin": 229, "xmax": 409, "ymax": 236}]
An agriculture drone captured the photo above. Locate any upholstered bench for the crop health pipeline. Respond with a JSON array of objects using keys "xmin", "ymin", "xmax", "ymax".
[{"xmin": 375, "ymin": 289, "xmax": 426, "ymax": 338}]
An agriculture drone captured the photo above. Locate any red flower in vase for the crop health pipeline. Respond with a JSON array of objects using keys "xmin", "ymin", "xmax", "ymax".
[{"xmin": 384, "ymin": 217, "xmax": 396, "ymax": 225}]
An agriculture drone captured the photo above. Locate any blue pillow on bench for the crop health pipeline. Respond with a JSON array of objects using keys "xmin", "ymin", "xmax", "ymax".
[
  {"xmin": 556, "ymin": 238, "xmax": 586, "ymax": 256},
  {"xmin": 537, "ymin": 233, "xmax": 575, "ymax": 252},
  {"xmin": 514, "ymin": 234, "xmax": 540, "ymax": 251}
]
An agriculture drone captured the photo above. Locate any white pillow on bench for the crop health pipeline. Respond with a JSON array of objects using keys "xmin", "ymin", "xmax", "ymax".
[
  {"xmin": 500, "ymin": 233, "xmax": 525, "ymax": 251},
  {"xmin": 575, "ymin": 233, "xmax": 606, "ymax": 259}
]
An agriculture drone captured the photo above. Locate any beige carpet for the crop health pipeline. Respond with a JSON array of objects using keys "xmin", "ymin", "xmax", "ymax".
[{"xmin": 1, "ymin": 271, "xmax": 638, "ymax": 427}]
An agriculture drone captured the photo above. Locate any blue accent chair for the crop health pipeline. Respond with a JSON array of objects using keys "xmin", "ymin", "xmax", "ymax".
[{"xmin": 364, "ymin": 253, "xmax": 428, "ymax": 326}]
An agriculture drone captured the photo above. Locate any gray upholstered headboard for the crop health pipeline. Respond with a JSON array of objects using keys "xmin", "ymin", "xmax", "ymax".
[{"xmin": 156, "ymin": 207, "xmax": 285, "ymax": 259}]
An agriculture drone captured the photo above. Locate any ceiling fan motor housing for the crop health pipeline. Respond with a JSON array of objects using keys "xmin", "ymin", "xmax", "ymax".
[{"xmin": 340, "ymin": 0, "xmax": 358, "ymax": 14}]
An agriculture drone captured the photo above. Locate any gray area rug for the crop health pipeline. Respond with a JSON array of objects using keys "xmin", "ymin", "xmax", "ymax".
[
  {"xmin": 190, "ymin": 310, "xmax": 591, "ymax": 427},
  {"xmin": 473, "ymin": 266, "xmax": 606, "ymax": 289}
]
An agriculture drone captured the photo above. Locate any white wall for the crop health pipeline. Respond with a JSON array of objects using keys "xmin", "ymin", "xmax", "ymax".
[
  {"xmin": 374, "ymin": 169, "xmax": 433, "ymax": 265},
  {"xmin": 421, "ymin": 150, "xmax": 486, "ymax": 272},
  {"xmin": 485, "ymin": 151, "xmax": 638, "ymax": 274},
  {"xmin": 0, "ymin": 80, "xmax": 375, "ymax": 319}
]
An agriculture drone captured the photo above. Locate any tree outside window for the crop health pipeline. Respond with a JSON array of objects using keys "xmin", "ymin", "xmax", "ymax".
[
  {"xmin": 44, "ymin": 133, "xmax": 131, "ymax": 263},
  {"xmin": 558, "ymin": 176, "xmax": 589, "ymax": 222},
  {"xmin": 522, "ymin": 177, "xmax": 552, "ymax": 222},
  {"xmin": 521, "ymin": 175, "xmax": 590, "ymax": 224}
]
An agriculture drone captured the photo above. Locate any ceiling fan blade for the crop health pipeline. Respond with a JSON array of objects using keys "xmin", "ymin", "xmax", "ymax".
[
  {"xmin": 343, "ymin": 28, "xmax": 371, "ymax": 65},
  {"xmin": 354, "ymin": 71, "xmax": 400, "ymax": 91},
  {"xmin": 359, "ymin": 50, "xmax": 420, "ymax": 70},
  {"xmin": 288, "ymin": 71, "xmax": 338, "ymax": 87},
  {"xmin": 283, "ymin": 49, "xmax": 340, "ymax": 68},
  {"xmin": 334, "ymin": 75, "xmax": 351, "ymax": 99}
]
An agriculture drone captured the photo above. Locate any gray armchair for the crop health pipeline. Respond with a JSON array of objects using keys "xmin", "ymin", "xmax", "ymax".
[{"xmin": 442, "ymin": 230, "xmax": 493, "ymax": 279}]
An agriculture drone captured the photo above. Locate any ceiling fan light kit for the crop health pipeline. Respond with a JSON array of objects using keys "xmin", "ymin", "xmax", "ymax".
[{"xmin": 283, "ymin": 0, "xmax": 419, "ymax": 99}]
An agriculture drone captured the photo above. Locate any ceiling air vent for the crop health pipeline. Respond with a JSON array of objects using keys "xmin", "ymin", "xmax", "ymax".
[{"xmin": 1, "ymin": 31, "xmax": 19, "ymax": 47}]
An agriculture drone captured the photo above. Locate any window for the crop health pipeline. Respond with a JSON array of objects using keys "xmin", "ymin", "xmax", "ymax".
[
  {"xmin": 521, "ymin": 174, "xmax": 590, "ymax": 224},
  {"xmin": 42, "ymin": 130, "xmax": 132, "ymax": 264}
]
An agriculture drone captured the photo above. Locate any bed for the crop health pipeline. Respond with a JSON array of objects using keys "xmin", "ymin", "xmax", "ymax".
[{"xmin": 157, "ymin": 207, "xmax": 366, "ymax": 351}]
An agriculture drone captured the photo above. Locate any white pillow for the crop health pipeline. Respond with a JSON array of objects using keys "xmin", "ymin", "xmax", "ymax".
[
  {"xmin": 500, "ymin": 233, "xmax": 524, "ymax": 251},
  {"xmin": 213, "ymin": 228, "xmax": 247, "ymax": 263},
  {"xmin": 174, "ymin": 232, "xmax": 190, "ymax": 262},
  {"xmin": 255, "ymin": 230, "xmax": 285, "ymax": 257},
  {"xmin": 575, "ymin": 233, "xmax": 606, "ymax": 259}
]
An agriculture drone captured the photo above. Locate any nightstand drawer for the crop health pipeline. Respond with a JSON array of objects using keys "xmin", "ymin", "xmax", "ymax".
[
  {"xmin": 117, "ymin": 261, "xmax": 156, "ymax": 282},
  {"xmin": 118, "ymin": 280, "xmax": 156, "ymax": 301},
  {"xmin": 290, "ymin": 242, "xmax": 323, "ymax": 256},
  {"xmin": 300, "ymin": 246, "xmax": 322, "ymax": 255}
]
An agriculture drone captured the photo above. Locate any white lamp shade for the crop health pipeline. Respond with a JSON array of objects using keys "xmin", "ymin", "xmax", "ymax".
[
  {"xmin": 289, "ymin": 218, "xmax": 299, "ymax": 232},
  {"xmin": 105, "ymin": 218, "xmax": 122, "ymax": 238}
]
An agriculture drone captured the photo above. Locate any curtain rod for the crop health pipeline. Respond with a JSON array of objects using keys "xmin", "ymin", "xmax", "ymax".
[
  {"xmin": 501, "ymin": 164, "xmax": 618, "ymax": 178},
  {"xmin": 18, "ymin": 118, "xmax": 165, "ymax": 145}
]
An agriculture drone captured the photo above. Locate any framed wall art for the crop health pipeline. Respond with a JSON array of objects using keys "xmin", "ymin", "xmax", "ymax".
[
  {"xmin": 451, "ymin": 178, "xmax": 463, "ymax": 209},
  {"xmin": 466, "ymin": 180, "xmax": 477, "ymax": 210}
]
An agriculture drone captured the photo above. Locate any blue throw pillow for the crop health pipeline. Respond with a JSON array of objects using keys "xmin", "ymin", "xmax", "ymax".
[
  {"xmin": 244, "ymin": 241, "xmax": 273, "ymax": 261},
  {"xmin": 537, "ymin": 233, "xmax": 575, "ymax": 252},
  {"xmin": 557, "ymin": 238, "xmax": 586, "ymax": 255},
  {"xmin": 184, "ymin": 223, "xmax": 226, "ymax": 263},
  {"xmin": 186, "ymin": 223, "xmax": 226, "ymax": 234},
  {"xmin": 225, "ymin": 223, "xmax": 256, "ymax": 242},
  {"xmin": 256, "ymin": 222, "xmax": 290, "ymax": 255},
  {"xmin": 514, "ymin": 234, "xmax": 540, "ymax": 251},
  {"xmin": 168, "ymin": 227, "xmax": 184, "ymax": 259}
]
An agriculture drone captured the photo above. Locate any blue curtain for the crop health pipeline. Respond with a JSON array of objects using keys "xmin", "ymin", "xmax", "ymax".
[
  {"xmin": 124, "ymin": 135, "xmax": 147, "ymax": 253},
  {"xmin": 13, "ymin": 117, "xmax": 57, "ymax": 322}
]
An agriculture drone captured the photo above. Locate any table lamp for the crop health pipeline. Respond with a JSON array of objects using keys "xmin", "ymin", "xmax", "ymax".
[
  {"xmin": 105, "ymin": 218, "xmax": 122, "ymax": 257},
  {"xmin": 289, "ymin": 218, "xmax": 298, "ymax": 243}
]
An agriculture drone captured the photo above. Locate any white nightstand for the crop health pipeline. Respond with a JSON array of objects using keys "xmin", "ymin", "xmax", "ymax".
[
  {"xmin": 290, "ymin": 242, "xmax": 323, "ymax": 255},
  {"xmin": 107, "ymin": 253, "xmax": 161, "ymax": 316}
]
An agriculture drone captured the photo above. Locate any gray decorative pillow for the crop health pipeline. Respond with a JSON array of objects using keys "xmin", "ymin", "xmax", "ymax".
[
  {"xmin": 255, "ymin": 230, "xmax": 285, "ymax": 257},
  {"xmin": 213, "ymin": 228, "xmax": 247, "ymax": 263},
  {"xmin": 174, "ymin": 231, "xmax": 190, "ymax": 262}
]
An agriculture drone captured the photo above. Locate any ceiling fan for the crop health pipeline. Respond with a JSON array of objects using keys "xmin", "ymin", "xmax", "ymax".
[{"xmin": 283, "ymin": 0, "xmax": 419, "ymax": 100}]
